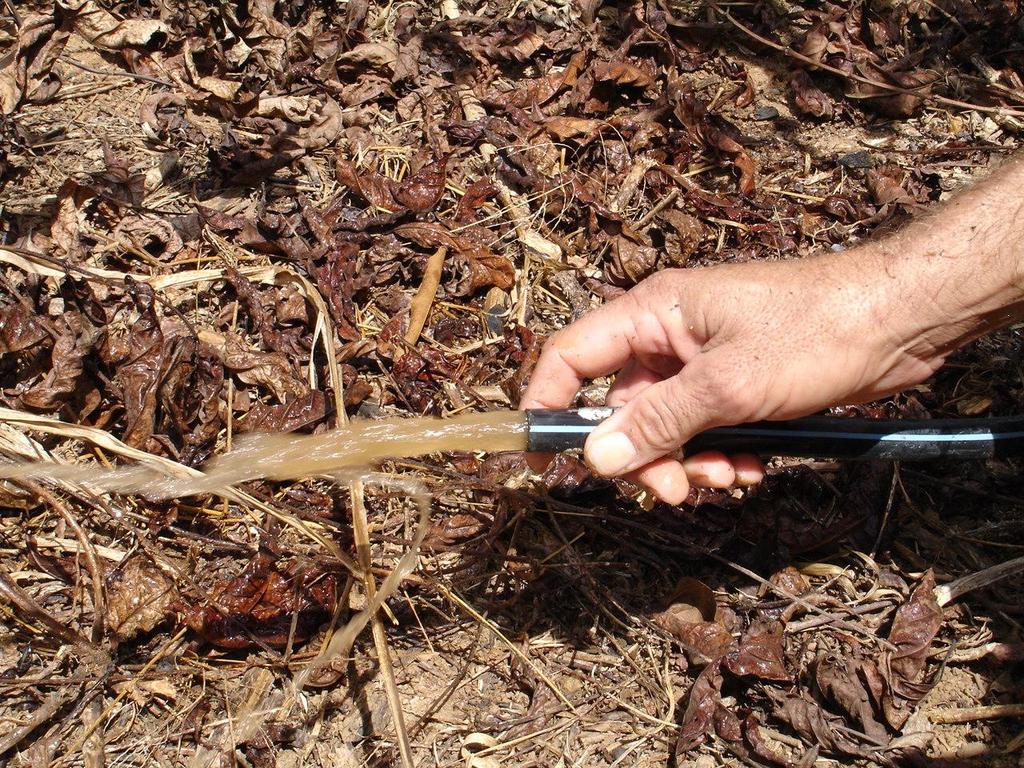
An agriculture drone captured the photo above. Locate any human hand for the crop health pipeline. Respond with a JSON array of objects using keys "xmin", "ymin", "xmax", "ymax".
[{"xmin": 520, "ymin": 253, "xmax": 943, "ymax": 504}]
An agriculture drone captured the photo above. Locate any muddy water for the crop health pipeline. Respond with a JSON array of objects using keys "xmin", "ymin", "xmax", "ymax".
[{"xmin": 0, "ymin": 411, "xmax": 528, "ymax": 499}]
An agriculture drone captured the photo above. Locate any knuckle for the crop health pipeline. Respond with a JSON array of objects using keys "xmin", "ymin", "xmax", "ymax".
[
  {"xmin": 629, "ymin": 394, "xmax": 685, "ymax": 453},
  {"xmin": 703, "ymin": 365, "xmax": 756, "ymax": 420}
]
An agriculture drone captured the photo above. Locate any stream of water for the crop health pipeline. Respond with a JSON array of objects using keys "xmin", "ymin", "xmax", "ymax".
[{"xmin": 0, "ymin": 411, "xmax": 529, "ymax": 499}]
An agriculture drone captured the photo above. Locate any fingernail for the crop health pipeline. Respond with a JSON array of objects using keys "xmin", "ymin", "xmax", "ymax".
[{"xmin": 585, "ymin": 431, "xmax": 637, "ymax": 476}]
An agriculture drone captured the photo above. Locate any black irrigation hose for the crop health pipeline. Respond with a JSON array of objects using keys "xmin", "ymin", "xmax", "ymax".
[{"xmin": 525, "ymin": 408, "xmax": 1024, "ymax": 460}]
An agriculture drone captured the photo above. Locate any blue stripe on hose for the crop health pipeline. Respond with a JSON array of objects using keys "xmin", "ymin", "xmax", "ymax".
[{"xmin": 529, "ymin": 425, "xmax": 1024, "ymax": 442}]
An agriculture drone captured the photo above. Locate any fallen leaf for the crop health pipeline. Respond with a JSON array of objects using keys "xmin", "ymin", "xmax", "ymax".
[
  {"xmin": 724, "ymin": 622, "xmax": 790, "ymax": 681},
  {"xmin": 0, "ymin": 10, "xmax": 71, "ymax": 114},
  {"xmin": 223, "ymin": 332, "xmax": 309, "ymax": 404},
  {"xmin": 106, "ymin": 554, "xmax": 177, "ymax": 642},
  {"xmin": 607, "ymin": 236, "xmax": 658, "ymax": 286},
  {"xmin": 241, "ymin": 390, "xmax": 328, "ymax": 433},
  {"xmin": 814, "ymin": 655, "xmax": 888, "ymax": 741},
  {"xmin": 594, "ymin": 59, "xmax": 655, "ymax": 88},
  {"xmin": 543, "ymin": 116, "xmax": 605, "ymax": 143},
  {"xmin": 335, "ymin": 156, "xmax": 400, "ymax": 211},
  {"xmin": 394, "ymin": 156, "xmax": 447, "ymax": 212},
  {"xmin": 72, "ymin": 0, "xmax": 169, "ymax": 50},
  {"xmin": 395, "ymin": 222, "xmax": 515, "ymax": 295},
  {"xmin": 180, "ymin": 554, "xmax": 339, "ymax": 649},
  {"xmin": 790, "ymin": 71, "xmax": 836, "ymax": 119},
  {"xmin": 676, "ymin": 660, "xmax": 723, "ymax": 755},
  {"xmin": 21, "ymin": 312, "xmax": 96, "ymax": 411},
  {"xmin": 882, "ymin": 570, "xmax": 942, "ymax": 727},
  {"xmin": 0, "ymin": 303, "xmax": 49, "ymax": 353}
]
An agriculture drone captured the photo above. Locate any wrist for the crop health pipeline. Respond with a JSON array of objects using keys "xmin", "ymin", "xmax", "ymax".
[{"xmin": 856, "ymin": 159, "xmax": 1024, "ymax": 369}]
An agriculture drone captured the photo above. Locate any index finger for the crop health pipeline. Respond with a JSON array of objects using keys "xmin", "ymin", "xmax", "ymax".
[{"xmin": 519, "ymin": 292, "xmax": 641, "ymax": 410}]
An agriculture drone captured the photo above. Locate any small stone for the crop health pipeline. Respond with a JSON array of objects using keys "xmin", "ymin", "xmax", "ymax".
[
  {"xmin": 838, "ymin": 150, "xmax": 872, "ymax": 169},
  {"xmin": 752, "ymin": 105, "xmax": 780, "ymax": 121}
]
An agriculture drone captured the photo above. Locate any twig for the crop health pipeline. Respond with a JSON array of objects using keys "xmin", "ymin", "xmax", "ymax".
[
  {"xmin": 935, "ymin": 555, "xmax": 1024, "ymax": 607},
  {"xmin": 19, "ymin": 480, "xmax": 106, "ymax": 644},
  {"xmin": 634, "ymin": 187, "xmax": 681, "ymax": 230},
  {"xmin": 0, "ymin": 688, "xmax": 73, "ymax": 756},
  {"xmin": 707, "ymin": 553, "xmax": 897, "ymax": 650},
  {"xmin": 405, "ymin": 247, "xmax": 446, "ymax": 345},
  {"xmin": 59, "ymin": 55, "xmax": 174, "ymax": 87},
  {"xmin": 786, "ymin": 599, "xmax": 895, "ymax": 633},
  {"xmin": 930, "ymin": 703, "xmax": 1024, "ymax": 724},
  {"xmin": 351, "ymin": 479, "xmax": 415, "ymax": 768},
  {"xmin": 711, "ymin": 5, "xmax": 1024, "ymax": 117},
  {"xmin": 0, "ymin": 568, "xmax": 94, "ymax": 650}
]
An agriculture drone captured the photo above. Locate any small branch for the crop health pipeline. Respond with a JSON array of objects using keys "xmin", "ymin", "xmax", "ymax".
[
  {"xmin": 931, "ymin": 703, "xmax": 1024, "ymax": 724},
  {"xmin": 406, "ymin": 247, "xmax": 447, "ymax": 346},
  {"xmin": 0, "ymin": 568, "xmax": 94, "ymax": 651},
  {"xmin": 0, "ymin": 689, "xmax": 71, "ymax": 756},
  {"xmin": 59, "ymin": 56, "xmax": 174, "ymax": 88},
  {"xmin": 935, "ymin": 555, "xmax": 1024, "ymax": 607}
]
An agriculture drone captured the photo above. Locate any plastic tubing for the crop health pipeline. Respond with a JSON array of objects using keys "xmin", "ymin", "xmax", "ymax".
[{"xmin": 525, "ymin": 408, "xmax": 1024, "ymax": 460}]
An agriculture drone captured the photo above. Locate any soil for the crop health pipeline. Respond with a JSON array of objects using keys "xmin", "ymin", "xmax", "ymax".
[{"xmin": 1, "ymin": 1, "xmax": 1023, "ymax": 767}]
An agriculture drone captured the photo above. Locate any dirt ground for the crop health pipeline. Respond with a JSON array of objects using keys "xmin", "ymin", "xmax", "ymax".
[{"xmin": 1, "ymin": 1, "xmax": 1023, "ymax": 766}]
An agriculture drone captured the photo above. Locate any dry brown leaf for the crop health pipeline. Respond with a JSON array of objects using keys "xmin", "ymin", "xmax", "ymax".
[
  {"xmin": 594, "ymin": 59, "xmax": 655, "ymax": 88},
  {"xmin": 106, "ymin": 554, "xmax": 177, "ymax": 641},
  {"xmin": 607, "ymin": 236, "xmax": 658, "ymax": 286},
  {"xmin": 814, "ymin": 656, "xmax": 888, "ymax": 742},
  {"xmin": 337, "ymin": 42, "xmax": 398, "ymax": 71},
  {"xmin": 790, "ymin": 71, "xmax": 836, "ymax": 119},
  {"xmin": 70, "ymin": 0, "xmax": 169, "ymax": 50},
  {"xmin": 223, "ymin": 333, "xmax": 309, "ymax": 404},
  {"xmin": 0, "ymin": 10, "xmax": 71, "ymax": 114},
  {"xmin": 197, "ymin": 75, "xmax": 242, "ymax": 100},
  {"xmin": 543, "ymin": 116, "xmax": 605, "ymax": 142}
]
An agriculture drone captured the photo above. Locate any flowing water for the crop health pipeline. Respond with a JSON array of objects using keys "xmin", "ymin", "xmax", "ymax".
[{"xmin": 0, "ymin": 411, "xmax": 528, "ymax": 499}]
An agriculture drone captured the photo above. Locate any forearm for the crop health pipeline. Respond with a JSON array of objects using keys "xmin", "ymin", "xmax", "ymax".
[{"xmin": 848, "ymin": 154, "xmax": 1024, "ymax": 367}]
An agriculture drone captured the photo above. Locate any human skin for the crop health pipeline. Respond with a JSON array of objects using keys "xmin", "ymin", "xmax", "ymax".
[{"xmin": 520, "ymin": 154, "xmax": 1024, "ymax": 504}]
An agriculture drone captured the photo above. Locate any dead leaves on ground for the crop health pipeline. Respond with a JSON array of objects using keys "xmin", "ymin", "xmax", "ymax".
[{"xmin": 667, "ymin": 569, "xmax": 946, "ymax": 765}]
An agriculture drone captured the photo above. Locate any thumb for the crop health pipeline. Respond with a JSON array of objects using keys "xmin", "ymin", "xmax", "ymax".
[{"xmin": 584, "ymin": 353, "xmax": 746, "ymax": 477}]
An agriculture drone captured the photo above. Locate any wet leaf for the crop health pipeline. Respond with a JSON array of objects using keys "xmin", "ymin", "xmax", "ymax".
[
  {"xmin": 394, "ymin": 156, "xmax": 447, "ymax": 212},
  {"xmin": 724, "ymin": 622, "xmax": 790, "ymax": 681},
  {"xmin": 180, "ymin": 554, "xmax": 339, "ymax": 649},
  {"xmin": 105, "ymin": 281, "xmax": 166, "ymax": 450},
  {"xmin": 223, "ymin": 332, "xmax": 309, "ymax": 404},
  {"xmin": 241, "ymin": 390, "xmax": 328, "ymax": 433},
  {"xmin": 106, "ymin": 554, "xmax": 177, "ymax": 642},
  {"xmin": 21, "ymin": 312, "xmax": 96, "ymax": 411},
  {"xmin": 676, "ymin": 660, "xmax": 723, "ymax": 755},
  {"xmin": 0, "ymin": 303, "xmax": 48, "ymax": 353},
  {"xmin": 335, "ymin": 157, "xmax": 401, "ymax": 211}
]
